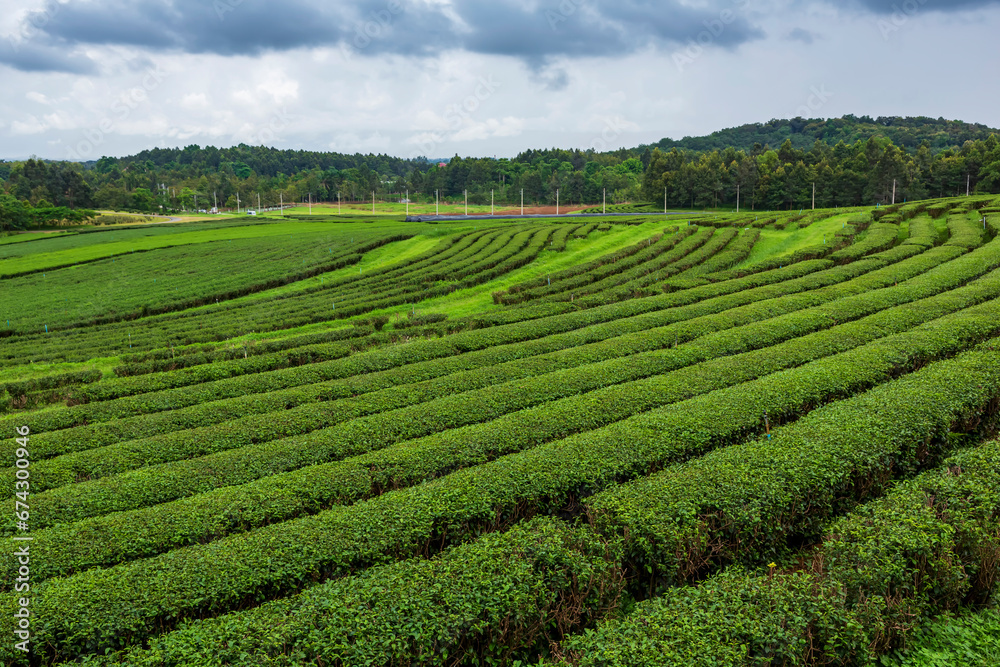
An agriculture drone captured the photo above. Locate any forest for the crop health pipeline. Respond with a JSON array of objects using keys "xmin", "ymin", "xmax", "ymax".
[{"xmin": 1, "ymin": 115, "xmax": 999, "ymax": 230}]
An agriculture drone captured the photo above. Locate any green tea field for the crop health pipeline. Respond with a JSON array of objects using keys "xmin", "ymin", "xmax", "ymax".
[{"xmin": 3, "ymin": 196, "xmax": 1000, "ymax": 666}]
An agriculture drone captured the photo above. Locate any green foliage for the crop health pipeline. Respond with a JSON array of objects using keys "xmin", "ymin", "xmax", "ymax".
[
  {"xmin": 7, "ymin": 191, "xmax": 1000, "ymax": 666},
  {"xmin": 883, "ymin": 607, "xmax": 1000, "ymax": 667},
  {"xmin": 78, "ymin": 518, "xmax": 625, "ymax": 667},
  {"xmin": 9, "ymin": 239, "xmax": 997, "ymax": 583},
  {"xmin": 559, "ymin": 434, "xmax": 1000, "ymax": 666}
]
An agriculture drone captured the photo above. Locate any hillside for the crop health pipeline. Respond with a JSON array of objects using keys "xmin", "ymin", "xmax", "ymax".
[{"xmin": 649, "ymin": 115, "xmax": 1000, "ymax": 153}]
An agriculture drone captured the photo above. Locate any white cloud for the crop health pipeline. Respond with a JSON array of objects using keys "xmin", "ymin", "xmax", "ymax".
[
  {"xmin": 181, "ymin": 93, "xmax": 208, "ymax": 110},
  {"xmin": 11, "ymin": 115, "xmax": 47, "ymax": 134}
]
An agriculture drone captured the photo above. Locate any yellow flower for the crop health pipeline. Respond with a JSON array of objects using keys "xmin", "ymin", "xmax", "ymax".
[{"xmin": 768, "ymin": 562, "xmax": 777, "ymax": 568}]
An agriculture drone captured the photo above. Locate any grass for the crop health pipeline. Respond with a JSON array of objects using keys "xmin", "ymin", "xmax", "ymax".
[
  {"xmin": 0, "ymin": 232, "xmax": 78, "ymax": 246},
  {"xmin": 365, "ymin": 217, "xmax": 675, "ymax": 320},
  {"xmin": 108, "ymin": 217, "xmax": 670, "ymax": 352},
  {"xmin": 735, "ymin": 212, "xmax": 859, "ymax": 269}
]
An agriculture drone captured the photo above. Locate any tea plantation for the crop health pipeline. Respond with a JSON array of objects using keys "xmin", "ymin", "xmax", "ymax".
[{"xmin": 2, "ymin": 198, "xmax": 999, "ymax": 666}]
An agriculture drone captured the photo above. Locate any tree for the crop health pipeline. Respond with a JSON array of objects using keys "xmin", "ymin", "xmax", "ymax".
[
  {"xmin": 131, "ymin": 188, "xmax": 156, "ymax": 212},
  {"xmin": 0, "ymin": 194, "xmax": 30, "ymax": 231}
]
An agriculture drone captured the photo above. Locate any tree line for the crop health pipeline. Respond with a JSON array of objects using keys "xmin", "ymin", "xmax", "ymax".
[{"xmin": 2, "ymin": 116, "xmax": 999, "ymax": 230}]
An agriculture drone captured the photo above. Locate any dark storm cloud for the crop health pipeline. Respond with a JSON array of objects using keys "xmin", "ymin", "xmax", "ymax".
[
  {"xmin": 0, "ymin": 39, "xmax": 97, "ymax": 74},
  {"xmin": 455, "ymin": 0, "xmax": 764, "ymax": 60},
  {"xmin": 4, "ymin": 0, "xmax": 765, "ymax": 70},
  {"xmin": 849, "ymin": 0, "xmax": 1000, "ymax": 12}
]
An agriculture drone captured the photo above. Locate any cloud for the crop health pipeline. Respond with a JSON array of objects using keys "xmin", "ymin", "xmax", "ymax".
[
  {"xmin": 848, "ymin": 0, "xmax": 1000, "ymax": 12},
  {"xmin": 787, "ymin": 27, "xmax": 816, "ymax": 43},
  {"xmin": 11, "ymin": 115, "xmax": 47, "ymax": 135},
  {"xmin": 531, "ymin": 66, "xmax": 570, "ymax": 92},
  {"xmin": 3, "ymin": 0, "xmax": 766, "ymax": 70},
  {"xmin": 0, "ymin": 38, "xmax": 97, "ymax": 74}
]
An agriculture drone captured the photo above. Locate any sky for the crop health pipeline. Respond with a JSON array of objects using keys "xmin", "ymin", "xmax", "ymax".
[{"xmin": 0, "ymin": 0, "xmax": 998, "ymax": 162}]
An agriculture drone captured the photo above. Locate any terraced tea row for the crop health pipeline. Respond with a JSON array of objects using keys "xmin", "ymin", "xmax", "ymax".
[
  {"xmin": 13, "ymin": 264, "xmax": 1000, "ymax": 585},
  {"xmin": 0, "ymin": 223, "xmax": 587, "ymax": 361},
  {"xmin": 3, "ymin": 203, "xmax": 995, "ymax": 666},
  {"xmin": 1, "ymin": 233, "xmax": 964, "ymax": 477},
  {"xmin": 9, "ymin": 330, "xmax": 1000, "ymax": 665}
]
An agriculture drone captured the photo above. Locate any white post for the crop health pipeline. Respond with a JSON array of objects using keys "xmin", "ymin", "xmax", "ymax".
[
  {"xmin": 308, "ymin": 193, "xmax": 312, "ymax": 214},
  {"xmin": 491, "ymin": 189, "xmax": 494, "ymax": 215},
  {"xmin": 603, "ymin": 188, "xmax": 606, "ymax": 214},
  {"xmin": 257, "ymin": 193, "xmax": 261, "ymax": 214},
  {"xmin": 736, "ymin": 183, "xmax": 740, "ymax": 213},
  {"xmin": 436, "ymin": 189, "xmax": 439, "ymax": 216},
  {"xmin": 891, "ymin": 179, "xmax": 896, "ymax": 206},
  {"xmin": 213, "ymin": 190, "xmax": 217, "ymax": 213},
  {"xmin": 465, "ymin": 190, "xmax": 468, "ymax": 216},
  {"xmin": 556, "ymin": 189, "xmax": 559, "ymax": 215},
  {"xmin": 521, "ymin": 189, "xmax": 524, "ymax": 216},
  {"xmin": 967, "ymin": 174, "xmax": 971, "ymax": 197}
]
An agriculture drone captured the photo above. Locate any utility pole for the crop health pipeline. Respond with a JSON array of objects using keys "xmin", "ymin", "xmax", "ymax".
[
  {"xmin": 405, "ymin": 189, "xmax": 409, "ymax": 217},
  {"xmin": 967, "ymin": 174, "xmax": 971, "ymax": 197},
  {"xmin": 280, "ymin": 192, "xmax": 283, "ymax": 216},
  {"xmin": 465, "ymin": 190, "xmax": 468, "ymax": 216},
  {"xmin": 257, "ymin": 192, "xmax": 261, "ymax": 214},
  {"xmin": 436, "ymin": 189, "xmax": 439, "ymax": 216},
  {"xmin": 603, "ymin": 188, "xmax": 606, "ymax": 214},
  {"xmin": 213, "ymin": 190, "xmax": 217, "ymax": 214},
  {"xmin": 338, "ymin": 192, "xmax": 341, "ymax": 214},
  {"xmin": 521, "ymin": 189, "xmax": 524, "ymax": 216},
  {"xmin": 664, "ymin": 186, "xmax": 667, "ymax": 215},
  {"xmin": 237, "ymin": 192, "xmax": 240, "ymax": 214},
  {"xmin": 491, "ymin": 189, "xmax": 494, "ymax": 215},
  {"xmin": 812, "ymin": 182, "xmax": 816, "ymax": 210},
  {"xmin": 736, "ymin": 183, "xmax": 740, "ymax": 213},
  {"xmin": 556, "ymin": 188, "xmax": 560, "ymax": 215},
  {"xmin": 891, "ymin": 179, "xmax": 896, "ymax": 206},
  {"xmin": 372, "ymin": 191, "xmax": 375, "ymax": 215},
  {"xmin": 308, "ymin": 193, "xmax": 312, "ymax": 214}
]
